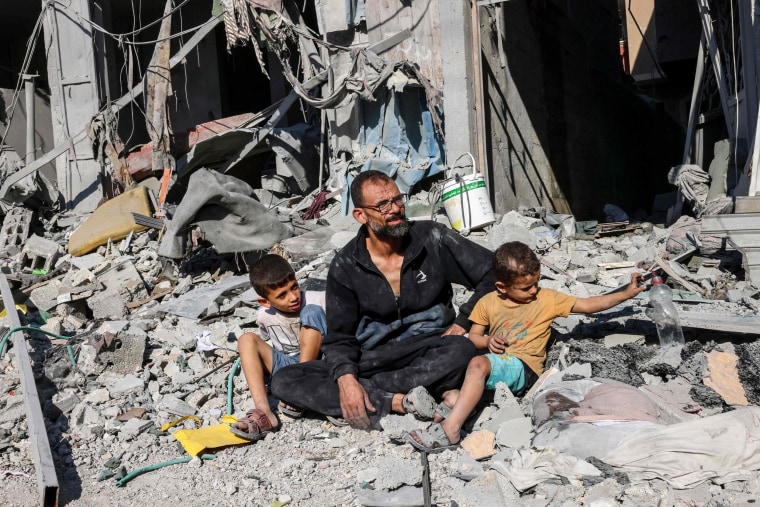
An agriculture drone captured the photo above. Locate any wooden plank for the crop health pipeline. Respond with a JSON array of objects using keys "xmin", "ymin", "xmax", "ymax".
[
  {"xmin": 0, "ymin": 273, "xmax": 59, "ymax": 506},
  {"xmin": 654, "ymin": 258, "xmax": 705, "ymax": 296}
]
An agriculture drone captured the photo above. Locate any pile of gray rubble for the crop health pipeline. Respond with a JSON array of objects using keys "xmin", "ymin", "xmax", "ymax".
[{"xmin": 1, "ymin": 194, "xmax": 760, "ymax": 507}]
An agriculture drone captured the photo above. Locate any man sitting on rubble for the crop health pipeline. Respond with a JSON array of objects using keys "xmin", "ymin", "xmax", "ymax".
[
  {"xmin": 232, "ymin": 254, "xmax": 326, "ymax": 440},
  {"xmin": 271, "ymin": 170, "xmax": 495, "ymax": 428}
]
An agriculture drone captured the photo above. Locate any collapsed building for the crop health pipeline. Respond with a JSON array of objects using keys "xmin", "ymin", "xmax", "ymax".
[{"xmin": 1, "ymin": 0, "xmax": 760, "ymax": 506}]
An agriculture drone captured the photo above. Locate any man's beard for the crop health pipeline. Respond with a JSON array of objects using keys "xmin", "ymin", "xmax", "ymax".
[{"xmin": 367, "ymin": 213, "xmax": 410, "ymax": 238}]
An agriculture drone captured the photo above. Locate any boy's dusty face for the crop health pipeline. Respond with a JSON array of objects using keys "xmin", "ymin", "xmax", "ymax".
[
  {"xmin": 496, "ymin": 271, "xmax": 540, "ymax": 305},
  {"xmin": 261, "ymin": 279, "xmax": 302, "ymax": 314}
]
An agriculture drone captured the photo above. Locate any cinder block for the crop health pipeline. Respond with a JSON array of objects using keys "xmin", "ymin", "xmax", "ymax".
[
  {"xmin": 0, "ymin": 207, "xmax": 33, "ymax": 257},
  {"xmin": 18, "ymin": 234, "xmax": 62, "ymax": 272}
]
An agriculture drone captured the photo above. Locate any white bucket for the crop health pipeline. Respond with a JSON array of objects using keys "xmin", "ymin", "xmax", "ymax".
[{"xmin": 441, "ymin": 172, "xmax": 496, "ymax": 232}]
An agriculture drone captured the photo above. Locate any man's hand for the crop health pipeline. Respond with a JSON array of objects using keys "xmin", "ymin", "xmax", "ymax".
[
  {"xmin": 442, "ymin": 323, "xmax": 466, "ymax": 336},
  {"xmin": 337, "ymin": 374, "xmax": 376, "ymax": 429},
  {"xmin": 488, "ymin": 335, "xmax": 506, "ymax": 354}
]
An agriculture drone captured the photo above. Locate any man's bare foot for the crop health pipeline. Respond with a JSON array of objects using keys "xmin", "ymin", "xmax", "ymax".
[{"xmin": 278, "ymin": 402, "xmax": 305, "ymax": 418}]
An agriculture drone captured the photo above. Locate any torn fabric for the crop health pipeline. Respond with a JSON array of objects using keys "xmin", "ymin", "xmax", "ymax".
[
  {"xmin": 603, "ymin": 407, "xmax": 760, "ymax": 489},
  {"xmin": 177, "ymin": 123, "xmax": 318, "ymax": 193},
  {"xmin": 668, "ymin": 164, "xmax": 710, "ymax": 215},
  {"xmin": 157, "ymin": 168, "xmax": 291, "ymax": 259},
  {"xmin": 491, "ymin": 447, "xmax": 601, "ymax": 493}
]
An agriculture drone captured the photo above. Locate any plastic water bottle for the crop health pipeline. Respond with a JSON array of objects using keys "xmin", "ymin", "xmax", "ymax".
[{"xmin": 648, "ymin": 276, "xmax": 685, "ymax": 346}]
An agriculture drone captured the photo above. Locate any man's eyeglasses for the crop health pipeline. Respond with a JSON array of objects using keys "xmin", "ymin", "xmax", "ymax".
[{"xmin": 358, "ymin": 193, "xmax": 407, "ymax": 214}]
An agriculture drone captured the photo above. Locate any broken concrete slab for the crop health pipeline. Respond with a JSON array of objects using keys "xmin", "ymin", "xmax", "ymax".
[
  {"xmin": 375, "ymin": 456, "xmax": 422, "ymax": 491},
  {"xmin": 495, "ymin": 417, "xmax": 532, "ymax": 449},
  {"xmin": 703, "ymin": 350, "xmax": 749, "ymax": 406},
  {"xmin": 106, "ymin": 374, "xmax": 145, "ymax": 398},
  {"xmin": 461, "ymin": 429, "xmax": 495, "ymax": 460},
  {"xmin": 158, "ymin": 393, "xmax": 196, "ymax": 416},
  {"xmin": 96, "ymin": 329, "xmax": 147, "ymax": 375},
  {"xmin": 355, "ymin": 485, "xmax": 426, "ymax": 507}
]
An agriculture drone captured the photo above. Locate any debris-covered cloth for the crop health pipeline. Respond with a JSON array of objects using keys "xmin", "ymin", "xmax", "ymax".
[
  {"xmin": 491, "ymin": 447, "xmax": 601, "ymax": 492},
  {"xmin": 668, "ymin": 164, "xmax": 710, "ymax": 215},
  {"xmin": 603, "ymin": 407, "xmax": 760, "ymax": 488},
  {"xmin": 157, "ymin": 168, "xmax": 292, "ymax": 258}
]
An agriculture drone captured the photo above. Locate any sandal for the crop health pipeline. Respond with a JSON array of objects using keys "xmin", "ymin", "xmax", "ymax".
[
  {"xmin": 406, "ymin": 422, "xmax": 460, "ymax": 453},
  {"xmin": 278, "ymin": 403, "xmax": 305, "ymax": 418},
  {"xmin": 435, "ymin": 402, "xmax": 452, "ymax": 420},
  {"xmin": 402, "ymin": 386, "xmax": 437, "ymax": 420},
  {"xmin": 326, "ymin": 415, "xmax": 350, "ymax": 427},
  {"xmin": 230, "ymin": 408, "xmax": 278, "ymax": 441}
]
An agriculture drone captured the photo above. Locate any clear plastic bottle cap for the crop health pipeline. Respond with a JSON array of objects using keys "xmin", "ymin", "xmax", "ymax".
[{"xmin": 651, "ymin": 275, "xmax": 663, "ymax": 285}]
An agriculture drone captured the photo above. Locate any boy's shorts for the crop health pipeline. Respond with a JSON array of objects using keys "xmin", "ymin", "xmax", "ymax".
[
  {"xmin": 269, "ymin": 304, "xmax": 326, "ymax": 375},
  {"xmin": 271, "ymin": 349, "xmax": 300, "ymax": 374},
  {"xmin": 485, "ymin": 353, "xmax": 526, "ymax": 392}
]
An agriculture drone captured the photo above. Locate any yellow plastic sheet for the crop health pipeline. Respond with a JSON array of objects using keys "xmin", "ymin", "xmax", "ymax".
[
  {"xmin": 172, "ymin": 414, "xmax": 250, "ymax": 457},
  {"xmin": 161, "ymin": 415, "xmax": 202, "ymax": 432},
  {"xmin": 0, "ymin": 304, "xmax": 27, "ymax": 317}
]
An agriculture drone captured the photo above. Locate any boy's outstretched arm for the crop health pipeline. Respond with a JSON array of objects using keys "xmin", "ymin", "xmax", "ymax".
[{"xmin": 571, "ymin": 272, "xmax": 646, "ymax": 314}]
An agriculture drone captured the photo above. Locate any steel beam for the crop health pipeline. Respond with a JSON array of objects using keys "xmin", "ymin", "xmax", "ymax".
[{"xmin": 0, "ymin": 273, "xmax": 58, "ymax": 506}]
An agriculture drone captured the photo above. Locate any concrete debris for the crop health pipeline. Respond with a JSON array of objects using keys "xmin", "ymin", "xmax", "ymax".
[{"xmin": 0, "ymin": 165, "xmax": 759, "ymax": 507}]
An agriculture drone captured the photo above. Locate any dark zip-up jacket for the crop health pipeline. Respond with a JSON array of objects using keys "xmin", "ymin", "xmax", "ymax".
[{"xmin": 324, "ymin": 220, "xmax": 495, "ymax": 380}]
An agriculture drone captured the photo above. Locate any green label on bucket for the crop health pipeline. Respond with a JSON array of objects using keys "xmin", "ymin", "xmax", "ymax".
[{"xmin": 442, "ymin": 179, "xmax": 487, "ymax": 201}]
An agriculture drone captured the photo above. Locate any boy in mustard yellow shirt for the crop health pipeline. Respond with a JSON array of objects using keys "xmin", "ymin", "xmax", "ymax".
[{"xmin": 406, "ymin": 241, "xmax": 645, "ymax": 452}]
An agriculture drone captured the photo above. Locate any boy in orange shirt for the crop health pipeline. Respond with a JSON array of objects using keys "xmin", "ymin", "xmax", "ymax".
[{"xmin": 406, "ymin": 241, "xmax": 645, "ymax": 452}]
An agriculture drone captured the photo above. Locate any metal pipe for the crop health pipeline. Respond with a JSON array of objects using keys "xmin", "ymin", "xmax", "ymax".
[
  {"xmin": 23, "ymin": 74, "xmax": 37, "ymax": 164},
  {"xmin": 0, "ymin": 273, "xmax": 58, "ymax": 506}
]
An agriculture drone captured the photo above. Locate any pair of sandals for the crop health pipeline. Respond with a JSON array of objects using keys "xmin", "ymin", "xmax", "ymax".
[{"xmin": 402, "ymin": 386, "xmax": 459, "ymax": 453}]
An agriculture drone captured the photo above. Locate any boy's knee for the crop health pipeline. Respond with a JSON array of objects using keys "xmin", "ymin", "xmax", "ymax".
[
  {"xmin": 238, "ymin": 332, "xmax": 265, "ymax": 350},
  {"xmin": 467, "ymin": 356, "xmax": 491, "ymax": 377}
]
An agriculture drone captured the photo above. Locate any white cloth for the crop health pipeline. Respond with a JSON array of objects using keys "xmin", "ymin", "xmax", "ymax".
[
  {"xmin": 257, "ymin": 290, "xmax": 325, "ymax": 355},
  {"xmin": 603, "ymin": 407, "xmax": 760, "ymax": 489},
  {"xmin": 491, "ymin": 447, "xmax": 601, "ymax": 492}
]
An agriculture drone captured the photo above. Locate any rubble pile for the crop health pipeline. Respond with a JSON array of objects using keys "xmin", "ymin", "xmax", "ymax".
[{"xmin": 0, "ymin": 198, "xmax": 759, "ymax": 507}]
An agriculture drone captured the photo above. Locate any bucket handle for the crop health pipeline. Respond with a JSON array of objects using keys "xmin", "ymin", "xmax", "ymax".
[{"xmin": 445, "ymin": 152, "xmax": 477, "ymax": 180}]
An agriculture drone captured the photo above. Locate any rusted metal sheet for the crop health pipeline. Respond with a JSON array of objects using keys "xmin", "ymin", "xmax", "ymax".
[
  {"xmin": 125, "ymin": 113, "xmax": 256, "ymax": 180},
  {"xmin": 0, "ymin": 273, "xmax": 59, "ymax": 506}
]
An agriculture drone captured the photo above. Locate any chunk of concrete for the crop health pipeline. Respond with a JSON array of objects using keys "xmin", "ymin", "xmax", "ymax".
[
  {"xmin": 97, "ymin": 328, "xmax": 147, "ymax": 375},
  {"xmin": 495, "ymin": 416, "xmax": 532, "ymax": 449},
  {"xmin": 375, "ymin": 457, "xmax": 422, "ymax": 491},
  {"xmin": 356, "ymin": 486, "xmax": 426, "ymax": 507},
  {"xmin": 461, "ymin": 429, "xmax": 495, "ymax": 460},
  {"xmin": 159, "ymin": 394, "xmax": 196, "ymax": 416},
  {"xmin": 120, "ymin": 418, "xmax": 152, "ymax": 437},
  {"xmin": 604, "ymin": 333, "xmax": 645, "ymax": 348},
  {"xmin": 19, "ymin": 234, "xmax": 63, "ymax": 272},
  {"xmin": 482, "ymin": 405, "xmax": 525, "ymax": 434},
  {"xmin": 51, "ymin": 391, "xmax": 80, "ymax": 414},
  {"xmin": 0, "ymin": 206, "xmax": 33, "ymax": 257},
  {"xmin": 455, "ymin": 453, "xmax": 484, "ymax": 481},
  {"xmin": 703, "ymin": 350, "xmax": 749, "ymax": 406},
  {"xmin": 108, "ymin": 374, "xmax": 145, "ymax": 398}
]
